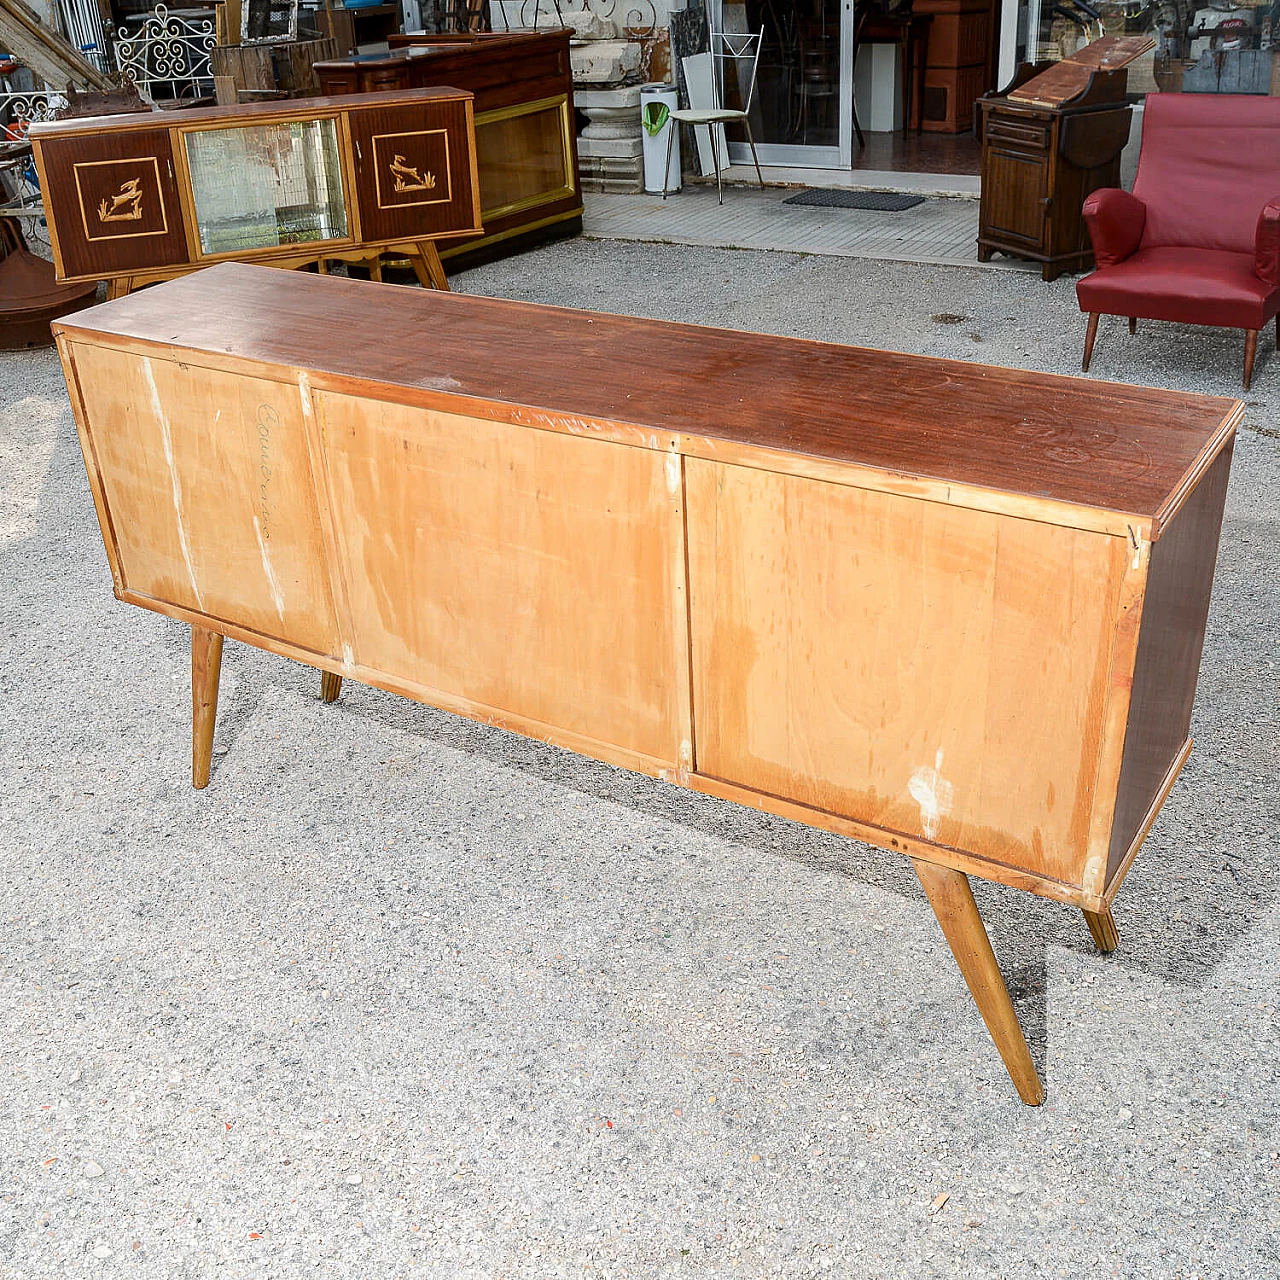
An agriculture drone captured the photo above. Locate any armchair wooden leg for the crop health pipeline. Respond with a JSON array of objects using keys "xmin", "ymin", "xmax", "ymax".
[
  {"xmin": 1128, "ymin": 317, "xmax": 1137, "ymax": 334},
  {"xmin": 1244, "ymin": 329, "xmax": 1258, "ymax": 391},
  {"xmin": 1082, "ymin": 907, "xmax": 1120, "ymax": 953},
  {"xmin": 1082, "ymin": 313, "xmax": 1099, "ymax": 372},
  {"xmin": 912, "ymin": 859, "xmax": 1045, "ymax": 1106},
  {"xmin": 320, "ymin": 671, "xmax": 343, "ymax": 703},
  {"xmin": 191, "ymin": 626, "xmax": 224, "ymax": 790}
]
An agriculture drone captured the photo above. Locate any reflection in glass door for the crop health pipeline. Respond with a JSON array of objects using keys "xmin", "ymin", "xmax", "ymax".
[{"xmin": 718, "ymin": 0, "xmax": 855, "ymax": 169}]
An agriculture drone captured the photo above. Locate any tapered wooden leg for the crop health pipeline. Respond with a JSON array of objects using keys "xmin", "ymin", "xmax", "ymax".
[
  {"xmin": 320, "ymin": 671, "xmax": 343, "ymax": 703},
  {"xmin": 191, "ymin": 626, "xmax": 224, "ymax": 790},
  {"xmin": 417, "ymin": 241, "xmax": 450, "ymax": 291},
  {"xmin": 912, "ymin": 859, "xmax": 1045, "ymax": 1106},
  {"xmin": 1244, "ymin": 329, "xmax": 1258, "ymax": 391},
  {"xmin": 408, "ymin": 248, "xmax": 432, "ymax": 290},
  {"xmin": 368, "ymin": 255, "xmax": 383, "ymax": 284},
  {"xmin": 1082, "ymin": 907, "xmax": 1119, "ymax": 953},
  {"xmin": 1128, "ymin": 316, "xmax": 1137, "ymax": 334},
  {"xmin": 1082, "ymin": 312, "xmax": 1099, "ymax": 372}
]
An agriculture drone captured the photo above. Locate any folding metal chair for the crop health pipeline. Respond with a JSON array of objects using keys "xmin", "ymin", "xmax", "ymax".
[{"xmin": 663, "ymin": 26, "xmax": 765, "ymax": 205}]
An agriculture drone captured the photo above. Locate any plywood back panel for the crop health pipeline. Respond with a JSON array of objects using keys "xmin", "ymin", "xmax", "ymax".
[
  {"xmin": 314, "ymin": 393, "xmax": 686, "ymax": 766},
  {"xmin": 69, "ymin": 343, "xmax": 340, "ymax": 657},
  {"xmin": 686, "ymin": 459, "xmax": 1130, "ymax": 888}
]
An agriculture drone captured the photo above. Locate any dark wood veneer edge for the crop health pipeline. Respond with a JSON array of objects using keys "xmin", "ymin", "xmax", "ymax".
[{"xmin": 1105, "ymin": 440, "xmax": 1234, "ymax": 887}]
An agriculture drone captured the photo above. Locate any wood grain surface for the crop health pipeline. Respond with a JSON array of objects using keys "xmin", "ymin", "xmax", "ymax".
[
  {"xmin": 1105, "ymin": 441, "xmax": 1234, "ymax": 886},
  {"xmin": 34, "ymin": 128, "xmax": 187, "ymax": 281},
  {"xmin": 28, "ymin": 86, "xmax": 474, "ymax": 138},
  {"xmin": 686, "ymin": 457, "xmax": 1129, "ymax": 890},
  {"xmin": 313, "ymin": 393, "xmax": 688, "ymax": 766},
  {"xmin": 345, "ymin": 97, "xmax": 480, "ymax": 245},
  {"xmin": 55, "ymin": 264, "xmax": 1241, "ymax": 533},
  {"xmin": 70, "ymin": 342, "xmax": 341, "ymax": 657}
]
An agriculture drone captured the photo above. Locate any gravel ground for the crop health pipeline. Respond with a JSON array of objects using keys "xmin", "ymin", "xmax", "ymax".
[{"xmin": 1, "ymin": 238, "xmax": 1277, "ymax": 1280}]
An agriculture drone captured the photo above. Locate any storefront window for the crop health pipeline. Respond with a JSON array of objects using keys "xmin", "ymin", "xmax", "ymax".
[{"xmin": 1012, "ymin": 0, "xmax": 1277, "ymax": 96}]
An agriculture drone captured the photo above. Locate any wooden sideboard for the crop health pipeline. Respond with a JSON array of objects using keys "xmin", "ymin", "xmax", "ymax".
[
  {"xmin": 314, "ymin": 29, "xmax": 580, "ymax": 267},
  {"xmin": 53, "ymin": 263, "xmax": 1240, "ymax": 1104},
  {"xmin": 29, "ymin": 88, "xmax": 482, "ymax": 295}
]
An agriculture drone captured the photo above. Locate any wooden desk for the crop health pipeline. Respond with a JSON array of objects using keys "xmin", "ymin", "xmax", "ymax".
[
  {"xmin": 977, "ymin": 60, "xmax": 1133, "ymax": 280},
  {"xmin": 53, "ymin": 263, "xmax": 1240, "ymax": 1105}
]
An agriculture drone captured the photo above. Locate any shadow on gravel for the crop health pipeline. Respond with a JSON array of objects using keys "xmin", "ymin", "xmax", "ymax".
[
  {"xmin": 123, "ymin": 426, "xmax": 1273, "ymax": 1020},
  {"xmin": 304, "ymin": 649, "xmax": 1276, "ymax": 1004}
]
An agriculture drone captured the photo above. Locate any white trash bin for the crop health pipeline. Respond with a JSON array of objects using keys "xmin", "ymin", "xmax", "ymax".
[{"xmin": 640, "ymin": 84, "xmax": 680, "ymax": 194}]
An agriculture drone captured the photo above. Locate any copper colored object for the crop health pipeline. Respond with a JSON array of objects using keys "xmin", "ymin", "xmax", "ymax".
[{"xmin": 0, "ymin": 218, "xmax": 97, "ymax": 349}]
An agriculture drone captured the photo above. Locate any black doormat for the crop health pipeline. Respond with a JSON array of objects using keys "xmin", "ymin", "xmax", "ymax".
[{"xmin": 781, "ymin": 189, "xmax": 926, "ymax": 211}]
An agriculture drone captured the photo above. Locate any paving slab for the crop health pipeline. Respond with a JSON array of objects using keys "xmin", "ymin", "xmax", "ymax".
[{"xmin": 582, "ymin": 187, "xmax": 1013, "ymax": 270}]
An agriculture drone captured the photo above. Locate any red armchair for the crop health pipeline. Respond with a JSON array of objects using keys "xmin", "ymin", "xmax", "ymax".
[{"xmin": 1077, "ymin": 94, "xmax": 1280, "ymax": 390}]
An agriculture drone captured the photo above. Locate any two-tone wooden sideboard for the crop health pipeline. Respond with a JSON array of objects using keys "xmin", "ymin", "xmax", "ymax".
[
  {"xmin": 53, "ymin": 264, "xmax": 1240, "ymax": 1104},
  {"xmin": 29, "ymin": 88, "xmax": 482, "ymax": 296},
  {"xmin": 314, "ymin": 28, "xmax": 579, "ymax": 267}
]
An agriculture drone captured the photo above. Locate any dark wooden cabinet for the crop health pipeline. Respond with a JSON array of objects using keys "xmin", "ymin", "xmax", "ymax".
[
  {"xmin": 977, "ymin": 62, "xmax": 1131, "ymax": 280},
  {"xmin": 31, "ymin": 88, "xmax": 482, "ymax": 290},
  {"xmin": 346, "ymin": 95, "xmax": 480, "ymax": 244},
  {"xmin": 315, "ymin": 29, "xmax": 580, "ymax": 267},
  {"xmin": 35, "ymin": 126, "xmax": 190, "ymax": 282}
]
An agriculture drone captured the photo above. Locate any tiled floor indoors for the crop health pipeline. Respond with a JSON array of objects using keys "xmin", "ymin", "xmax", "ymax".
[{"xmin": 582, "ymin": 182, "xmax": 1032, "ymax": 272}]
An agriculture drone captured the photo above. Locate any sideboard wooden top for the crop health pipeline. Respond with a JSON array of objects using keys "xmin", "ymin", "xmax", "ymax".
[
  {"xmin": 28, "ymin": 85, "xmax": 474, "ymax": 137},
  {"xmin": 55, "ymin": 263, "xmax": 1239, "ymax": 534}
]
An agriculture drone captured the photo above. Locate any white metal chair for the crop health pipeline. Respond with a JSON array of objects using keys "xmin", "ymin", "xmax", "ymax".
[{"xmin": 663, "ymin": 27, "xmax": 765, "ymax": 205}]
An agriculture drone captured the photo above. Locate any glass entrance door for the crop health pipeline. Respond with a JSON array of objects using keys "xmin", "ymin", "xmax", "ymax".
[{"xmin": 719, "ymin": 0, "xmax": 856, "ymax": 169}]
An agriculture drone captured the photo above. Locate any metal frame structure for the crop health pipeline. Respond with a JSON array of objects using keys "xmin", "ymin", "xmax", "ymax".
[
  {"xmin": 114, "ymin": 4, "xmax": 217, "ymax": 101},
  {"xmin": 663, "ymin": 25, "xmax": 765, "ymax": 203}
]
